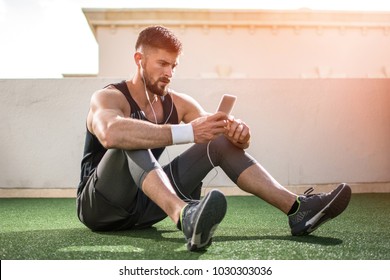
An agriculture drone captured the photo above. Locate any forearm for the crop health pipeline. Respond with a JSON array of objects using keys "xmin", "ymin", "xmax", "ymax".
[{"xmin": 95, "ymin": 116, "xmax": 173, "ymax": 150}]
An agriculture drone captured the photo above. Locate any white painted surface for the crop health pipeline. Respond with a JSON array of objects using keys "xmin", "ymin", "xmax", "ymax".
[
  {"xmin": 84, "ymin": 9, "xmax": 390, "ymax": 79},
  {"xmin": 0, "ymin": 78, "xmax": 389, "ymax": 189}
]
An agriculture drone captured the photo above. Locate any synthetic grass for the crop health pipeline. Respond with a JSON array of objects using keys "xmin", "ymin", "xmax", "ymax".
[{"xmin": 0, "ymin": 194, "xmax": 389, "ymax": 260}]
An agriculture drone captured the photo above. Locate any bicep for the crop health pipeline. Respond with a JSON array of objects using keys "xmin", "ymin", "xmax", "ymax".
[
  {"xmin": 173, "ymin": 92, "xmax": 208, "ymax": 123},
  {"xmin": 88, "ymin": 89, "xmax": 127, "ymax": 137}
]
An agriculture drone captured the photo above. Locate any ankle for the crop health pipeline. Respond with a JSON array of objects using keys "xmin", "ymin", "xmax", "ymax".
[
  {"xmin": 176, "ymin": 204, "xmax": 188, "ymax": 230},
  {"xmin": 287, "ymin": 196, "xmax": 301, "ymax": 216}
]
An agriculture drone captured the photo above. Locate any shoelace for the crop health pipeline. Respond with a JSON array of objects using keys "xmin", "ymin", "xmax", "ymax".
[
  {"xmin": 303, "ymin": 187, "xmax": 328, "ymax": 198},
  {"xmin": 184, "ymin": 199, "xmax": 200, "ymax": 204},
  {"xmin": 303, "ymin": 187, "xmax": 315, "ymax": 196},
  {"xmin": 182, "ymin": 200, "xmax": 200, "ymax": 218}
]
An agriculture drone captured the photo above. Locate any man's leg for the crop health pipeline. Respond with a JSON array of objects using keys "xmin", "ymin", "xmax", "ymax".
[
  {"xmin": 77, "ymin": 148, "xmax": 185, "ymax": 231},
  {"xmin": 180, "ymin": 135, "xmax": 351, "ymax": 236},
  {"xmin": 167, "ymin": 136, "xmax": 296, "ymax": 213},
  {"xmin": 79, "ymin": 148, "xmax": 227, "ymax": 251},
  {"xmin": 141, "ymin": 168, "xmax": 186, "ymax": 225},
  {"xmin": 236, "ymin": 164, "xmax": 297, "ymax": 214},
  {"xmin": 94, "ymin": 149, "xmax": 185, "ymax": 225}
]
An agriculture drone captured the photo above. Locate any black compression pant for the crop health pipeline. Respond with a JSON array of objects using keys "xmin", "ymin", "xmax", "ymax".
[{"xmin": 77, "ymin": 135, "xmax": 257, "ymax": 231}]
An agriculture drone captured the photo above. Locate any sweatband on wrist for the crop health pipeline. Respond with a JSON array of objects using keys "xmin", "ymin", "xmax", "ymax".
[{"xmin": 171, "ymin": 123, "xmax": 194, "ymax": 144}]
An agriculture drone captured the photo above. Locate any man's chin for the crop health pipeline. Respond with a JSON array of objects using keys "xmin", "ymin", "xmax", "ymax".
[{"xmin": 158, "ymin": 84, "xmax": 170, "ymax": 96}]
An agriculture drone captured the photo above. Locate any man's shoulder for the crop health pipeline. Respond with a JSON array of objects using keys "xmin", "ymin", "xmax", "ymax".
[
  {"xmin": 171, "ymin": 90, "xmax": 200, "ymax": 105},
  {"xmin": 90, "ymin": 86, "xmax": 129, "ymax": 111},
  {"xmin": 92, "ymin": 86, "xmax": 123, "ymax": 99},
  {"xmin": 169, "ymin": 90, "xmax": 206, "ymax": 121},
  {"xmin": 170, "ymin": 90, "xmax": 192, "ymax": 102}
]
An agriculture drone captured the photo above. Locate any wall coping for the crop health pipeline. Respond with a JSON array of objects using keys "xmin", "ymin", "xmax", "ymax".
[{"xmin": 83, "ymin": 8, "xmax": 390, "ymax": 39}]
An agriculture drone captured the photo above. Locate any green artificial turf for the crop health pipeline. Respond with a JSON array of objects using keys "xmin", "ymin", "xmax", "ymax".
[{"xmin": 0, "ymin": 194, "xmax": 389, "ymax": 260}]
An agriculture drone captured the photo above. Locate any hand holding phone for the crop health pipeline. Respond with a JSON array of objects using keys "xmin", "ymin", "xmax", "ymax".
[{"xmin": 216, "ymin": 94, "xmax": 237, "ymax": 115}]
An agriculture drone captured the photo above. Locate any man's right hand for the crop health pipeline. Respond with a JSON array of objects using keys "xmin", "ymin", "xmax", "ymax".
[{"xmin": 190, "ymin": 112, "xmax": 228, "ymax": 143}]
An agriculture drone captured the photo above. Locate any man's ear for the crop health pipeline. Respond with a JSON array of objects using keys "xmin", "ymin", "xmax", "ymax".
[{"xmin": 134, "ymin": 52, "xmax": 143, "ymax": 67}]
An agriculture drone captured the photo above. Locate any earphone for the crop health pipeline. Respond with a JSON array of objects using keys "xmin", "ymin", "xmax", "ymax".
[{"xmin": 140, "ymin": 60, "xmax": 158, "ymax": 124}]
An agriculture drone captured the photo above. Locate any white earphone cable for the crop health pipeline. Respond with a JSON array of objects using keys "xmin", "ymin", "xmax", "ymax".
[{"xmin": 142, "ymin": 72, "xmax": 217, "ymax": 200}]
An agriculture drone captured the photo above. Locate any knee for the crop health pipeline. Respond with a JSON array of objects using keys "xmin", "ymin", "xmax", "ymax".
[
  {"xmin": 207, "ymin": 135, "xmax": 243, "ymax": 164},
  {"xmin": 124, "ymin": 149, "xmax": 160, "ymax": 172},
  {"xmin": 211, "ymin": 135, "xmax": 238, "ymax": 152}
]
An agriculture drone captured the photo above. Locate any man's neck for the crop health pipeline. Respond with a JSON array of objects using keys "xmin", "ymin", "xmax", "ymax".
[{"xmin": 127, "ymin": 76, "xmax": 156, "ymax": 108}]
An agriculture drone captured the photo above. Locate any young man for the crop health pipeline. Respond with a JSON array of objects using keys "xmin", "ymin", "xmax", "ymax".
[{"xmin": 77, "ymin": 25, "xmax": 351, "ymax": 251}]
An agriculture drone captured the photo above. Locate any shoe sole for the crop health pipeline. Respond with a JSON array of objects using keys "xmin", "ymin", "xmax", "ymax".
[
  {"xmin": 294, "ymin": 183, "xmax": 352, "ymax": 236},
  {"xmin": 187, "ymin": 189, "xmax": 227, "ymax": 251}
]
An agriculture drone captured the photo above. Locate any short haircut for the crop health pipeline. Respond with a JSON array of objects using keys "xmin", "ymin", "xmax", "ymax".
[{"xmin": 135, "ymin": 25, "xmax": 183, "ymax": 54}]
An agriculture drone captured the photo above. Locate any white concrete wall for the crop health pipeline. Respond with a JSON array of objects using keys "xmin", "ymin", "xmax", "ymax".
[
  {"xmin": 0, "ymin": 78, "xmax": 389, "ymax": 190},
  {"xmin": 96, "ymin": 25, "xmax": 390, "ymax": 79}
]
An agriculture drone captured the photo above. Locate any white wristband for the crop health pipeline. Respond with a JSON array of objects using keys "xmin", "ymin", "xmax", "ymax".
[{"xmin": 171, "ymin": 123, "xmax": 194, "ymax": 145}]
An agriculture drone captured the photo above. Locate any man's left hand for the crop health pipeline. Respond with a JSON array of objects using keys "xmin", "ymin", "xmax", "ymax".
[{"xmin": 224, "ymin": 117, "xmax": 251, "ymax": 149}]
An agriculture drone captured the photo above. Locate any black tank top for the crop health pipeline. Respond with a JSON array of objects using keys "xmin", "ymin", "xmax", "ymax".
[{"xmin": 77, "ymin": 80, "xmax": 179, "ymax": 194}]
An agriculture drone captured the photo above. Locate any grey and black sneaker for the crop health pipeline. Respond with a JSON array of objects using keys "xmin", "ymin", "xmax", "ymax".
[
  {"xmin": 289, "ymin": 183, "xmax": 351, "ymax": 236},
  {"xmin": 180, "ymin": 189, "xmax": 227, "ymax": 251}
]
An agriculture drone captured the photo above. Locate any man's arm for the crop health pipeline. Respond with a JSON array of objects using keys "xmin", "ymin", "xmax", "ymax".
[
  {"xmin": 88, "ymin": 88, "xmax": 173, "ymax": 150},
  {"xmin": 88, "ymin": 89, "xmax": 229, "ymax": 150},
  {"xmin": 168, "ymin": 91, "xmax": 230, "ymax": 144},
  {"xmin": 172, "ymin": 91, "xmax": 251, "ymax": 149},
  {"xmin": 224, "ymin": 118, "xmax": 251, "ymax": 149}
]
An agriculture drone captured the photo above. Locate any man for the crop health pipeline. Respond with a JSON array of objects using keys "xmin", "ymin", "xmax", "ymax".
[{"xmin": 77, "ymin": 25, "xmax": 351, "ymax": 252}]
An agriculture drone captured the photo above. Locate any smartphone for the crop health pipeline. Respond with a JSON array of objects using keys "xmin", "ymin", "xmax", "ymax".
[{"xmin": 216, "ymin": 94, "xmax": 237, "ymax": 115}]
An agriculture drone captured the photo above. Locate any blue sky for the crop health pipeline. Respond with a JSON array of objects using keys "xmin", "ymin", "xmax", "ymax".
[{"xmin": 1, "ymin": 0, "xmax": 390, "ymax": 78}]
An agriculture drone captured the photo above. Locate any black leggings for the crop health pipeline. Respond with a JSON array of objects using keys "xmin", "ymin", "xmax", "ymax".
[{"xmin": 77, "ymin": 135, "xmax": 256, "ymax": 231}]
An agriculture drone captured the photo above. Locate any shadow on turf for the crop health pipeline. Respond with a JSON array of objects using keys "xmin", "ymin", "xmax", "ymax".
[
  {"xmin": 215, "ymin": 234, "xmax": 343, "ymax": 246},
  {"xmin": 1, "ymin": 225, "xmax": 343, "ymax": 260},
  {"xmin": 0, "ymin": 226, "xmax": 208, "ymax": 260}
]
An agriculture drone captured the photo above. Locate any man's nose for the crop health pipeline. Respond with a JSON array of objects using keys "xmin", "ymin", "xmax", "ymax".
[{"xmin": 164, "ymin": 66, "xmax": 174, "ymax": 78}]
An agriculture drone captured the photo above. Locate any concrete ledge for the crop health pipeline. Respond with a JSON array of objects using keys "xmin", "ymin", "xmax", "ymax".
[
  {"xmin": 212, "ymin": 182, "xmax": 390, "ymax": 196},
  {"xmin": 0, "ymin": 188, "xmax": 78, "ymax": 198},
  {"xmin": 0, "ymin": 182, "xmax": 389, "ymax": 198}
]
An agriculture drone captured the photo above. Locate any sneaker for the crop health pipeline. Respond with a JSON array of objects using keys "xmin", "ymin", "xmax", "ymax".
[
  {"xmin": 289, "ymin": 183, "xmax": 351, "ymax": 236},
  {"xmin": 180, "ymin": 189, "xmax": 227, "ymax": 251}
]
